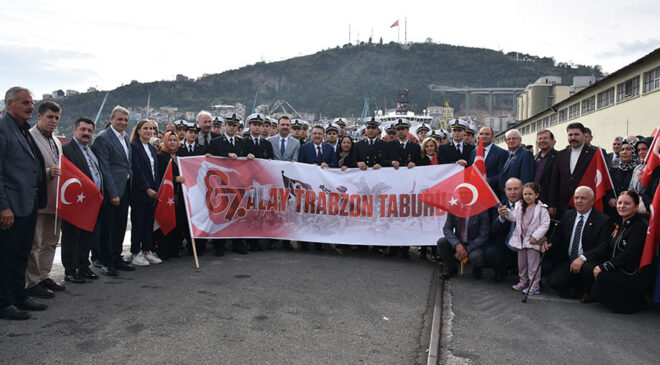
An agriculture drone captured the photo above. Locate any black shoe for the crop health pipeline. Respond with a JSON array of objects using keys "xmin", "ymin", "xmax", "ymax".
[
  {"xmin": 64, "ymin": 273, "xmax": 86, "ymax": 284},
  {"xmin": 0, "ymin": 305, "xmax": 30, "ymax": 320},
  {"xmin": 580, "ymin": 293, "xmax": 594, "ymax": 304},
  {"xmin": 15, "ymin": 298, "xmax": 48, "ymax": 311},
  {"xmin": 233, "ymin": 248, "xmax": 248, "ymax": 255},
  {"xmin": 419, "ymin": 248, "xmax": 427, "ymax": 260},
  {"xmin": 214, "ymin": 248, "xmax": 225, "ymax": 257},
  {"xmin": 400, "ymin": 249, "xmax": 410, "ymax": 259},
  {"xmin": 440, "ymin": 269, "xmax": 458, "ymax": 280},
  {"xmin": 314, "ymin": 243, "xmax": 324, "ymax": 251},
  {"xmin": 101, "ymin": 266, "xmax": 118, "ymax": 276},
  {"xmin": 79, "ymin": 268, "xmax": 99, "ymax": 280},
  {"xmin": 267, "ymin": 242, "xmax": 275, "ymax": 250},
  {"xmin": 489, "ymin": 273, "xmax": 505, "ymax": 283},
  {"xmin": 472, "ymin": 267, "xmax": 482, "ymax": 280},
  {"xmin": 41, "ymin": 278, "xmax": 66, "ymax": 292},
  {"xmin": 115, "ymin": 261, "xmax": 136, "ymax": 271},
  {"xmin": 92, "ymin": 259, "xmax": 102, "ymax": 268},
  {"xmin": 26, "ymin": 283, "xmax": 55, "ymax": 299}
]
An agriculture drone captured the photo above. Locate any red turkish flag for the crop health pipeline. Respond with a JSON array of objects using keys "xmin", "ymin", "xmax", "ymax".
[
  {"xmin": 154, "ymin": 160, "xmax": 176, "ymax": 235},
  {"xmin": 640, "ymin": 182, "xmax": 660, "ymax": 270},
  {"xmin": 474, "ymin": 137, "xmax": 486, "ymax": 177},
  {"xmin": 569, "ymin": 148, "xmax": 614, "ymax": 212},
  {"xmin": 57, "ymin": 155, "xmax": 103, "ymax": 232},
  {"xmin": 419, "ymin": 165, "xmax": 499, "ymax": 217},
  {"xmin": 390, "ymin": 20, "xmax": 399, "ymax": 28},
  {"xmin": 640, "ymin": 127, "xmax": 659, "ymax": 187}
]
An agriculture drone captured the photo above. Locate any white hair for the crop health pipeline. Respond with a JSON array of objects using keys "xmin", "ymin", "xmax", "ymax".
[
  {"xmin": 110, "ymin": 105, "xmax": 129, "ymax": 119},
  {"xmin": 575, "ymin": 186, "xmax": 595, "ymax": 198},
  {"xmin": 196, "ymin": 110, "xmax": 212, "ymax": 121},
  {"xmin": 505, "ymin": 129, "xmax": 521, "ymax": 139},
  {"xmin": 5, "ymin": 87, "xmax": 32, "ymax": 102}
]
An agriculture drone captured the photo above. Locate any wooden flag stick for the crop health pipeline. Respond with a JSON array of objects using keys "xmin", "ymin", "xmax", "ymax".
[{"xmin": 189, "ymin": 237, "xmax": 200, "ymax": 269}]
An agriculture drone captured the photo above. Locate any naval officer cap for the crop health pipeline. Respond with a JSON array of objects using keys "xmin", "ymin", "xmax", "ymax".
[
  {"xmin": 386, "ymin": 124, "xmax": 396, "ymax": 134},
  {"xmin": 364, "ymin": 116, "xmax": 382, "ymax": 128},
  {"xmin": 466, "ymin": 122, "xmax": 476, "ymax": 135},
  {"xmin": 393, "ymin": 118, "xmax": 411, "ymax": 130},
  {"xmin": 325, "ymin": 123, "xmax": 339, "ymax": 133},
  {"xmin": 247, "ymin": 113, "xmax": 266, "ymax": 125},
  {"xmin": 173, "ymin": 119, "xmax": 186, "ymax": 130},
  {"xmin": 224, "ymin": 113, "xmax": 241, "ymax": 125},
  {"xmin": 184, "ymin": 121, "xmax": 200, "ymax": 132},
  {"xmin": 291, "ymin": 119, "xmax": 303, "ymax": 129},
  {"xmin": 450, "ymin": 119, "xmax": 469, "ymax": 130},
  {"xmin": 213, "ymin": 116, "xmax": 224, "ymax": 126},
  {"xmin": 416, "ymin": 123, "xmax": 430, "ymax": 133},
  {"xmin": 263, "ymin": 116, "xmax": 273, "ymax": 126},
  {"xmin": 332, "ymin": 118, "xmax": 347, "ymax": 127}
]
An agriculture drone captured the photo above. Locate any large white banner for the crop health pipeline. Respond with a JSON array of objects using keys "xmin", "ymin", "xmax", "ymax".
[{"xmin": 179, "ymin": 156, "xmax": 463, "ymax": 246}]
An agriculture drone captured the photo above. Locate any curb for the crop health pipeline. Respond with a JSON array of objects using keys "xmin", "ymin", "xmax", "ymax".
[{"xmin": 427, "ymin": 277, "xmax": 444, "ymax": 364}]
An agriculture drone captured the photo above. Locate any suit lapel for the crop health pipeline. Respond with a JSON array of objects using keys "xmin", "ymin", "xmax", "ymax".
[
  {"xmin": 31, "ymin": 129, "xmax": 58, "ymax": 165},
  {"xmin": 8, "ymin": 118, "xmax": 35, "ymax": 161},
  {"xmin": 574, "ymin": 146, "xmax": 592, "ymax": 177},
  {"xmin": 107, "ymin": 129, "xmax": 130, "ymax": 163}
]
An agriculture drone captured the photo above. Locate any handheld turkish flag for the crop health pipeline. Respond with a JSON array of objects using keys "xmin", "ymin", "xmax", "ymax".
[
  {"xmin": 569, "ymin": 148, "xmax": 614, "ymax": 212},
  {"xmin": 640, "ymin": 182, "xmax": 660, "ymax": 270},
  {"xmin": 154, "ymin": 160, "xmax": 176, "ymax": 235},
  {"xmin": 474, "ymin": 137, "xmax": 486, "ymax": 177},
  {"xmin": 640, "ymin": 127, "xmax": 659, "ymax": 187},
  {"xmin": 419, "ymin": 165, "xmax": 499, "ymax": 217},
  {"xmin": 390, "ymin": 20, "xmax": 399, "ymax": 28},
  {"xmin": 57, "ymin": 155, "xmax": 103, "ymax": 232}
]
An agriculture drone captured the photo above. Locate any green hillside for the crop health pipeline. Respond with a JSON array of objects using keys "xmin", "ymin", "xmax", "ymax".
[{"xmin": 47, "ymin": 41, "xmax": 603, "ymax": 132}]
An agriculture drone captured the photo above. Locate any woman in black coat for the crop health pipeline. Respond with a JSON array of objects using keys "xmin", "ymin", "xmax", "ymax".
[
  {"xmin": 583, "ymin": 190, "xmax": 648, "ymax": 313},
  {"xmin": 154, "ymin": 131, "xmax": 185, "ymax": 259},
  {"xmin": 337, "ymin": 135, "xmax": 356, "ymax": 170}
]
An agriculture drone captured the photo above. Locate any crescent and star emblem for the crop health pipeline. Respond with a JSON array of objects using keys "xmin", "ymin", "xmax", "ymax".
[
  {"xmin": 60, "ymin": 178, "xmax": 82, "ymax": 205},
  {"xmin": 595, "ymin": 170, "xmax": 602, "ymax": 187},
  {"xmin": 160, "ymin": 179, "xmax": 175, "ymax": 206},
  {"xmin": 449, "ymin": 183, "xmax": 479, "ymax": 206}
]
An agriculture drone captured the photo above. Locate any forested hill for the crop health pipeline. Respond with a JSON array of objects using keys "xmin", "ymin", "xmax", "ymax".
[{"xmin": 49, "ymin": 41, "xmax": 603, "ymax": 129}]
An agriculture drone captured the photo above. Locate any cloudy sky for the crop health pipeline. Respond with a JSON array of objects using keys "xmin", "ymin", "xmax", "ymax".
[{"xmin": 1, "ymin": 0, "xmax": 659, "ymax": 98}]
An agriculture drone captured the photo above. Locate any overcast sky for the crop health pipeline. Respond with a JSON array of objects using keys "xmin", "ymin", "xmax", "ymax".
[{"xmin": 1, "ymin": 0, "xmax": 659, "ymax": 98}]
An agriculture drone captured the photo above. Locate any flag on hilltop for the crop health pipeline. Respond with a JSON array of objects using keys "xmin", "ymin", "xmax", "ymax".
[
  {"xmin": 640, "ymin": 127, "xmax": 659, "ymax": 187},
  {"xmin": 57, "ymin": 155, "xmax": 103, "ymax": 232},
  {"xmin": 390, "ymin": 20, "xmax": 399, "ymax": 28},
  {"xmin": 154, "ymin": 160, "xmax": 176, "ymax": 235},
  {"xmin": 569, "ymin": 148, "xmax": 614, "ymax": 212},
  {"xmin": 419, "ymin": 165, "xmax": 499, "ymax": 218}
]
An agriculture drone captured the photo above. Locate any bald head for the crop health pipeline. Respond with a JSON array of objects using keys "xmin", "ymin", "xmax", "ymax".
[{"xmin": 504, "ymin": 178, "xmax": 523, "ymax": 203}]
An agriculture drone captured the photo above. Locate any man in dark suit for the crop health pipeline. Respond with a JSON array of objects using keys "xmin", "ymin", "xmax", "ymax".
[
  {"xmin": 468, "ymin": 126, "xmax": 508, "ymax": 193},
  {"xmin": 60, "ymin": 117, "xmax": 103, "ymax": 284},
  {"xmin": 497, "ymin": 129, "xmax": 534, "ymax": 198},
  {"xmin": 196, "ymin": 111, "xmax": 220, "ymax": 147},
  {"xmin": 533, "ymin": 129, "xmax": 558, "ymax": 203},
  {"xmin": 0, "ymin": 87, "xmax": 49, "ymax": 319},
  {"xmin": 354, "ymin": 117, "xmax": 391, "ymax": 170},
  {"xmin": 298, "ymin": 125, "xmax": 338, "ymax": 167},
  {"xmin": 546, "ymin": 186, "xmax": 612, "ymax": 302},
  {"xmin": 606, "ymin": 136, "xmax": 623, "ymax": 168},
  {"xmin": 436, "ymin": 210, "xmax": 490, "ymax": 280},
  {"xmin": 207, "ymin": 114, "xmax": 249, "ymax": 255},
  {"xmin": 244, "ymin": 113, "xmax": 274, "ymax": 160},
  {"xmin": 484, "ymin": 177, "xmax": 522, "ymax": 282},
  {"xmin": 437, "ymin": 119, "xmax": 474, "ymax": 166},
  {"xmin": 547, "ymin": 122, "xmax": 598, "ymax": 218},
  {"xmin": 91, "ymin": 105, "xmax": 135, "ymax": 276}
]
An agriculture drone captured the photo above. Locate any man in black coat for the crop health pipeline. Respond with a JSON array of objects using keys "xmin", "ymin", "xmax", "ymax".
[
  {"xmin": 546, "ymin": 186, "xmax": 612, "ymax": 302},
  {"xmin": 0, "ymin": 87, "xmax": 49, "ymax": 320},
  {"xmin": 437, "ymin": 119, "xmax": 474, "ymax": 166},
  {"xmin": 354, "ymin": 117, "xmax": 391, "ymax": 170},
  {"xmin": 437, "ymin": 210, "xmax": 490, "ymax": 280},
  {"xmin": 60, "ymin": 117, "xmax": 104, "ymax": 284},
  {"xmin": 244, "ymin": 114, "xmax": 274, "ymax": 160},
  {"xmin": 196, "ymin": 111, "xmax": 220, "ymax": 147},
  {"xmin": 533, "ymin": 129, "xmax": 558, "ymax": 204}
]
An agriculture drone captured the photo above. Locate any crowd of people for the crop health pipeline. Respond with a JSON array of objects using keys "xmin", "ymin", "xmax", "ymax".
[{"xmin": 0, "ymin": 86, "xmax": 658, "ymax": 321}]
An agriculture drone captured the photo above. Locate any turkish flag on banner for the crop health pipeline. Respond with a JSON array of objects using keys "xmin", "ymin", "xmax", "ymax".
[
  {"xmin": 569, "ymin": 148, "xmax": 614, "ymax": 212},
  {"xmin": 474, "ymin": 138, "xmax": 486, "ymax": 177},
  {"xmin": 639, "ymin": 182, "xmax": 660, "ymax": 270},
  {"xmin": 640, "ymin": 127, "xmax": 659, "ymax": 187},
  {"xmin": 390, "ymin": 20, "xmax": 399, "ymax": 28},
  {"xmin": 419, "ymin": 165, "xmax": 499, "ymax": 217},
  {"xmin": 154, "ymin": 160, "xmax": 176, "ymax": 235},
  {"xmin": 57, "ymin": 155, "xmax": 103, "ymax": 232}
]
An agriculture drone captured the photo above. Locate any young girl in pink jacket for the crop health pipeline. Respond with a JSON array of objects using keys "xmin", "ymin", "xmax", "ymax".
[{"xmin": 504, "ymin": 182, "xmax": 550, "ymax": 295}]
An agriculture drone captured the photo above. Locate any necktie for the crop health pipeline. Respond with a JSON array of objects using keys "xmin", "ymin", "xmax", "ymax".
[
  {"xmin": 460, "ymin": 218, "xmax": 469, "ymax": 243},
  {"xmin": 457, "ymin": 143, "xmax": 462, "ymax": 154},
  {"xmin": 317, "ymin": 146, "xmax": 323, "ymax": 164},
  {"xmin": 280, "ymin": 138, "xmax": 285, "ymax": 157},
  {"xmin": 48, "ymin": 138, "xmax": 59, "ymax": 163},
  {"xmin": 204, "ymin": 134, "xmax": 208, "ymax": 146},
  {"xmin": 255, "ymin": 138, "xmax": 259, "ymax": 147},
  {"xmin": 503, "ymin": 152, "xmax": 514, "ymax": 171},
  {"xmin": 85, "ymin": 146, "xmax": 101, "ymax": 188},
  {"xmin": 570, "ymin": 215, "xmax": 584, "ymax": 261},
  {"xmin": 188, "ymin": 145, "xmax": 193, "ymax": 153},
  {"xmin": 231, "ymin": 137, "xmax": 234, "ymax": 146}
]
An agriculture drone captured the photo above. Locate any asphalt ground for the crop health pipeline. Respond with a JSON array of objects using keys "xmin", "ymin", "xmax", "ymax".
[
  {"xmin": 439, "ymin": 267, "xmax": 660, "ymax": 365},
  {"xmin": 0, "ymin": 243, "xmax": 437, "ymax": 364}
]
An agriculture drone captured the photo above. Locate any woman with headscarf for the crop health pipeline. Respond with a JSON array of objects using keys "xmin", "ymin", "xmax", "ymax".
[
  {"xmin": 608, "ymin": 139, "xmax": 640, "ymax": 218},
  {"xmin": 628, "ymin": 137, "xmax": 651, "ymax": 195}
]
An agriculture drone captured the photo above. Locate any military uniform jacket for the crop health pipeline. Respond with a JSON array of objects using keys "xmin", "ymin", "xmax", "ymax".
[
  {"xmin": 207, "ymin": 135, "xmax": 246, "ymax": 157},
  {"xmin": 244, "ymin": 135, "xmax": 274, "ymax": 159},
  {"xmin": 354, "ymin": 138, "xmax": 391, "ymax": 167},
  {"xmin": 387, "ymin": 140, "xmax": 422, "ymax": 165},
  {"xmin": 177, "ymin": 143, "xmax": 206, "ymax": 157},
  {"xmin": 437, "ymin": 141, "xmax": 474, "ymax": 164}
]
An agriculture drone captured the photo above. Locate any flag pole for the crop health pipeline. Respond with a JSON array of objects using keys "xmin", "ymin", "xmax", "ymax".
[
  {"xmin": 53, "ymin": 155, "xmax": 62, "ymax": 235},
  {"xmin": 598, "ymin": 146, "xmax": 617, "ymax": 198},
  {"xmin": 178, "ymin": 156, "xmax": 200, "ymax": 269}
]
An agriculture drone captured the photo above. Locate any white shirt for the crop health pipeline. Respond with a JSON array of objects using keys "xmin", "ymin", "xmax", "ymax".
[
  {"xmin": 568, "ymin": 208, "xmax": 592, "ymax": 257},
  {"xmin": 142, "ymin": 143, "xmax": 155, "ymax": 179},
  {"xmin": 399, "ymin": 139, "xmax": 408, "ymax": 149},
  {"xmin": 570, "ymin": 144, "xmax": 584, "ymax": 174},
  {"xmin": 483, "ymin": 144, "xmax": 492, "ymax": 159},
  {"xmin": 454, "ymin": 141, "xmax": 463, "ymax": 153},
  {"xmin": 224, "ymin": 134, "xmax": 235, "ymax": 145},
  {"xmin": 185, "ymin": 142, "xmax": 196, "ymax": 151},
  {"xmin": 367, "ymin": 137, "xmax": 378, "ymax": 145},
  {"xmin": 110, "ymin": 126, "xmax": 129, "ymax": 160}
]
